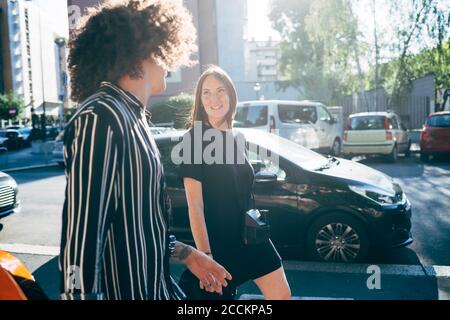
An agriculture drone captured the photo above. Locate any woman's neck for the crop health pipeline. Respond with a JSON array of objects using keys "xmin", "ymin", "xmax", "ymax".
[
  {"xmin": 208, "ymin": 118, "xmax": 229, "ymax": 131},
  {"xmin": 117, "ymin": 75, "xmax": 150, "ymax": 107}
]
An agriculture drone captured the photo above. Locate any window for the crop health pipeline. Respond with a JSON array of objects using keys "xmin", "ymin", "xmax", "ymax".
[
  {"xmin": 248, "ymin": 147, "xmax": 286, "ymax": 181},
  {"xmin": 234, "ymin": 105, "xmax": 268, "ymax": 128},
  {"xmin": 318, "ymin": 106, "xmax": 331, "ymax": 122},
  {"xmin": 348, "ymin": 116, "xmax": 385, "ymax": 130},
  {"xmin": 428, "ymin": 115, "xmax": 450, "ymax": 127},
  {"xmin": 158, "ymin": 144, "xmax": 183, "ymax": 187},
  {"xmin": 389, "ymin": 117, "xmax": 399, "ymax": 129},
  {"xmin": 278, "ymin": 105, "xmax": 317, "ymax": 124}
]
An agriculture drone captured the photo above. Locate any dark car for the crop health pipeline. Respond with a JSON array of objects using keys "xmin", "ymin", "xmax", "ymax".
[
  {"xmin": 420, "ymin": 111, "xmax": 450, "ymax": 162},
  {"xmin": 18, "ymin": 127, "xmax": 32, "ymax": 147},
  {"xmin": 0, "ymin": 171, "xmax": 20, "ymax": 219},
  {"xmin": 0, "ymin": 130, "xmax": 25, "ymax": 150},
  {"xmin": 155, "ymin": 129, "xmax": 412, "ymax": 263}
]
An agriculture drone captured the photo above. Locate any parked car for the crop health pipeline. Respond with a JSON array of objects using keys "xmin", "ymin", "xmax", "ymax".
[
  {"xmin": 157, "ymin": 129, "xmax": 412, "ymax": 263},
  {"xmin": 17, "ymin": 127, "xmax": 32, "ymax": 147},
  {"xmin": 0, "ymin": 171, "xmax": 20, "ymax": 219},
  {"xmin": 52, "ymin": 131, "xmax": 65, "ymax": 167},
  {"xmin": 234, "ymin": 100, "xmax": 343, "ymax": 156},
  {"xmin": 342, "ymin": 111, "xmax": 411, "ymax": 162},
  {"xmin": 0, "ymin": 130, "xmax": 25, "ymax": 150},
  {"xmin": 29, "ymin": 126, "xmax": 61, "ymax": 142},
  {"xmin": 420, "ymin": 111, "xmax": 450, "ymax": 161},
  {"xmin": 0, "ymin": 134, "xmax": 8, "ymax": 152},
  {"xmin": 52, "ymin": 126, "xmax": 176, "ymax": 168}
]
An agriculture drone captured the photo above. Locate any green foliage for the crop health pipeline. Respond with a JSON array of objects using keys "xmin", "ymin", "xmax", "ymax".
[
  {"xmin": 149, "ymin": 93, "xmax": 194, "ymax": 129},
  {"xmin": 270, "ymin": 0, "xmax": 449, "ymax": 104},
  {"xmin": 0, "ymin": 92, "xmax": 25, "ymax": 120},
  {"xmin": 269, "ymin": 0, "xmax": 365, "ymax": 104}
]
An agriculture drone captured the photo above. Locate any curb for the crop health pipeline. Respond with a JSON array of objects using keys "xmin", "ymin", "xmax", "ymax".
[
  {"xmin": 283, "ymin": 260, "xmax": 450, "ymax": 278},
  {"xmin": 2, "ymin": 162, "xmax": 60, "ymax": 173}
]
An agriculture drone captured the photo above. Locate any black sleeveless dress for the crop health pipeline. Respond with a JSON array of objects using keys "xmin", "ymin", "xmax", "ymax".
[{"xmin": 179, "ymin": 123, "xmax": 281, "ymax": 295}]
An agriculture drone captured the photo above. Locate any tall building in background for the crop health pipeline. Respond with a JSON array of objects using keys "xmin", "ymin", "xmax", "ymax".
[
  {"xmin": 245, "ymin": 38, "xmax": 280, "ymax": 82},
  {"xmin": 0, "ymin": 4, "xmax": 6, "ymax": 93},
  {"xmin": 215, "ymin": 0, "xmax": 247, "ymax": 82},
  {"xmin": 0, "ymin": 0, "xmax": 68, "ymax": 120}
]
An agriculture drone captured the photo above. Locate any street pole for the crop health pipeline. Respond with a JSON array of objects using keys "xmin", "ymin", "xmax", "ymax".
[
  {"xmin": 253, "ymin": 82, "xmax": 261, "ymax": 100},
  {"xmin": 25, "ymin": 0, "xmax": 46, "ymax": 141},
  {"xmin": 55, "ymin": 37, "xmax": 67, "ymax": 129},
  {"xmin": 372, "ymin": 0, "xmax": 379, "ymax": 111}
]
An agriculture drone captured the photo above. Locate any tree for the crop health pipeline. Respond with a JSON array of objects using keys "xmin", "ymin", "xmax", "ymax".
[
  {"xmin": 0, "ymin": 92, "xmax": 25, "ymax": 121},
  {"xmin": 149, "ymin": 93, "xmax": 193, "ymax": 129},
  {"xmin": 383, "ymin": 0, "xmax": 449, "ymax": 104},
  {"xmin": 269, "ymin": 0, "xmax": 365, "ymax": 104}
]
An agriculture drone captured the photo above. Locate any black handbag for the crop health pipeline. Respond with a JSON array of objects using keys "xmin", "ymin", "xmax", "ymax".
[{"xmin": 243, "ymin": 193, "xmax": 271, "ymax": 246}]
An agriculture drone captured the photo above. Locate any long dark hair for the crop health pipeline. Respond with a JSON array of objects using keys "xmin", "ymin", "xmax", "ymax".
[{"xmin": 190, "ymin": 65, "xmax": 238, "ymax": 129}]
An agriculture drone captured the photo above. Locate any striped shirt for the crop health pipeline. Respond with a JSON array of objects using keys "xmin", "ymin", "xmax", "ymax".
[{"xmin": 59, "ymin": 82, "xmax": 181, "ymax": 300}]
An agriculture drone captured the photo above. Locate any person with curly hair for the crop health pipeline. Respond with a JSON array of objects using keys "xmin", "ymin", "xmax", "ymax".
[{"xmin": 59, "ymin": 0, "xmax": 231, "ymax": 300}]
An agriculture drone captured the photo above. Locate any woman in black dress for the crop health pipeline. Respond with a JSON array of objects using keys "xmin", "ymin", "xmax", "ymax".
[{"xmin": 180, "ymin": 66, "xmax": 291, "ymax": 299}]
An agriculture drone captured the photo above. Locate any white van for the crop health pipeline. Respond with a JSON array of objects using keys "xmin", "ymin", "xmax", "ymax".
[{"xmin": 234, "ymin": 100, "xmax": 343, "ymax": 155}]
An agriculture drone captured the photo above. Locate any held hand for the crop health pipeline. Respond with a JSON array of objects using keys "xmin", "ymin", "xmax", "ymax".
[{"xmin": 184, "ymin": 250, "xmax": 232, "ymax": 295}]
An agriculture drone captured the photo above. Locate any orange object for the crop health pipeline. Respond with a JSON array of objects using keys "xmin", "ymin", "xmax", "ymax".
[
  {"xmin": 0, "ymin": 250, "xmax": 35, "ymax": 300},
  {"xmin": 0, "ymin": 265, "xmax": 27, "ymax": 300},
  {"xmin": 0, "ymin": 250, "xmax": 34, "ymax": 281}
]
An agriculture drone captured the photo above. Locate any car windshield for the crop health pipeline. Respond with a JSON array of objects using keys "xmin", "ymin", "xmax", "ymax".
[
  {"xmin": 241, "ymin": 129, "xmax": 328, "ymax": 171},
  {"xmin": 19, "ymin": 128, "xmax": 32, "ymax": 134},
  {"xmin": 349, "ymin": 116, "xmax": 385, "ymax": 130},
  {"xmin": 428, "ymin": 115, "xmax": 450, "ymax": 127},
  {"xmin": 278, "ymin": 105, "xmax": 317, "ymax": 124},
  {"xmin": 234, "ymin": 105, "xmax": 268, "ymax": 128}
]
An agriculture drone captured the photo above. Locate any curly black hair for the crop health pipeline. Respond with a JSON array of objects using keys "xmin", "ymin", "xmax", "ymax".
[{"xmin": 69, "ymin": 0, "xmax": 197, "ymax": 102}]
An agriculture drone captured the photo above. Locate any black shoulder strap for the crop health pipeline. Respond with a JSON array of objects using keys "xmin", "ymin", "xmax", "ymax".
[{"xmin": 230, "ymin": 130, "xmax": 255, "ymax": 211}]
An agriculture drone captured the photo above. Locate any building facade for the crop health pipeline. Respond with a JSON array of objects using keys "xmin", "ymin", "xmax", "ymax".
[
  {"xmin": 1, "ymin": 0, "xmax": 68, "ymax": 120},
  {"xmin": 245, "ymin": 38, "xmax": 280, "ymax": 82}
]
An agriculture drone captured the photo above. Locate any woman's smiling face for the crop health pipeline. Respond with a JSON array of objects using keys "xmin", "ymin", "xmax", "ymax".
[{"xmin": 200, "ymin": 75, "xmax": 230, "ymax": 125}]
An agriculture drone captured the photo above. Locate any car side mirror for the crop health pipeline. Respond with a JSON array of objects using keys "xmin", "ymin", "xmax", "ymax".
[{"xmin": 255, "ymin": 170, "xmax": 277, "ymax": 183}]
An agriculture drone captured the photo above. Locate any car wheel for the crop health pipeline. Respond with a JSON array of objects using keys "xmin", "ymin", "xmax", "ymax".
[
  {"xmin": 307, "ymin": 213, "xmax": 370, "ymax": 263},
  {"xmin": 331, "ymin": 138, "xmax": 341, "ymax": 157},
  {"xmin": 388, "ymin": 145, "xmax": 398, "ymax": 162}
]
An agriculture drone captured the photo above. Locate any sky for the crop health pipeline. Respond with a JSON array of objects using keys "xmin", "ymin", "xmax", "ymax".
[
  {"xmin": 246, "ymin": 0, "xmax": 393, "ymax": 43},
  {"xmin": 34, "ymin": 0, "xmax": 69, "ymax": 39},
  {"xmin": 247, "ymin": 0, "xmax": 281, "ymax": 41}
]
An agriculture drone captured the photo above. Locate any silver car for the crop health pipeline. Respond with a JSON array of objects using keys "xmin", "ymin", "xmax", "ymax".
[{"xmin": 0, "ymin": 171, "xmax": 20, "ymax": 219}]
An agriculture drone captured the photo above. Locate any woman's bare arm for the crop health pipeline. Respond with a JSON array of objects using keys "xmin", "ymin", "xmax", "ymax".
[{"xmin": 183, "ymin": 177, "xmax": 212, "ymax": 256}]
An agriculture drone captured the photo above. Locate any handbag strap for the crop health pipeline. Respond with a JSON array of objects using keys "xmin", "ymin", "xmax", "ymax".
[{"xmin": 230, "ymin": 130, "xmax": 255, "ymax": 212}]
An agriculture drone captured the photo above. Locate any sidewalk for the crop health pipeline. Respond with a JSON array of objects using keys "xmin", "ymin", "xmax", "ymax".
[
  {"xmin": 10, "ymin": 248, "xmax": 448, "ymax": 300},
  {"xmin": 0, "ymin": 147, "xmax": 57, "ymax": 172}
]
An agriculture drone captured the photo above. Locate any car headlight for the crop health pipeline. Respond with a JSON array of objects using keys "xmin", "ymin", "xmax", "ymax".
[{"xmin": 349, "ymin": 185, "xmax": 397, "ymax": 205}]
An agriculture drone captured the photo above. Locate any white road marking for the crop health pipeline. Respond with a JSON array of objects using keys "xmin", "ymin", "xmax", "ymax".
[
  {"xmin": 239, "ymin": 294, "xmax": 354, "ymax": 300},
  {"xmin": 0, "ymin": 243, "xmax": 60, "ymax": 256}
]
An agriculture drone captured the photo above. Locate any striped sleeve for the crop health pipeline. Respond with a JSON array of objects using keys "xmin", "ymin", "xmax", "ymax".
[{"xmin": 61, "ymin": 109, "xmax": 123, "ymax": 297}]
